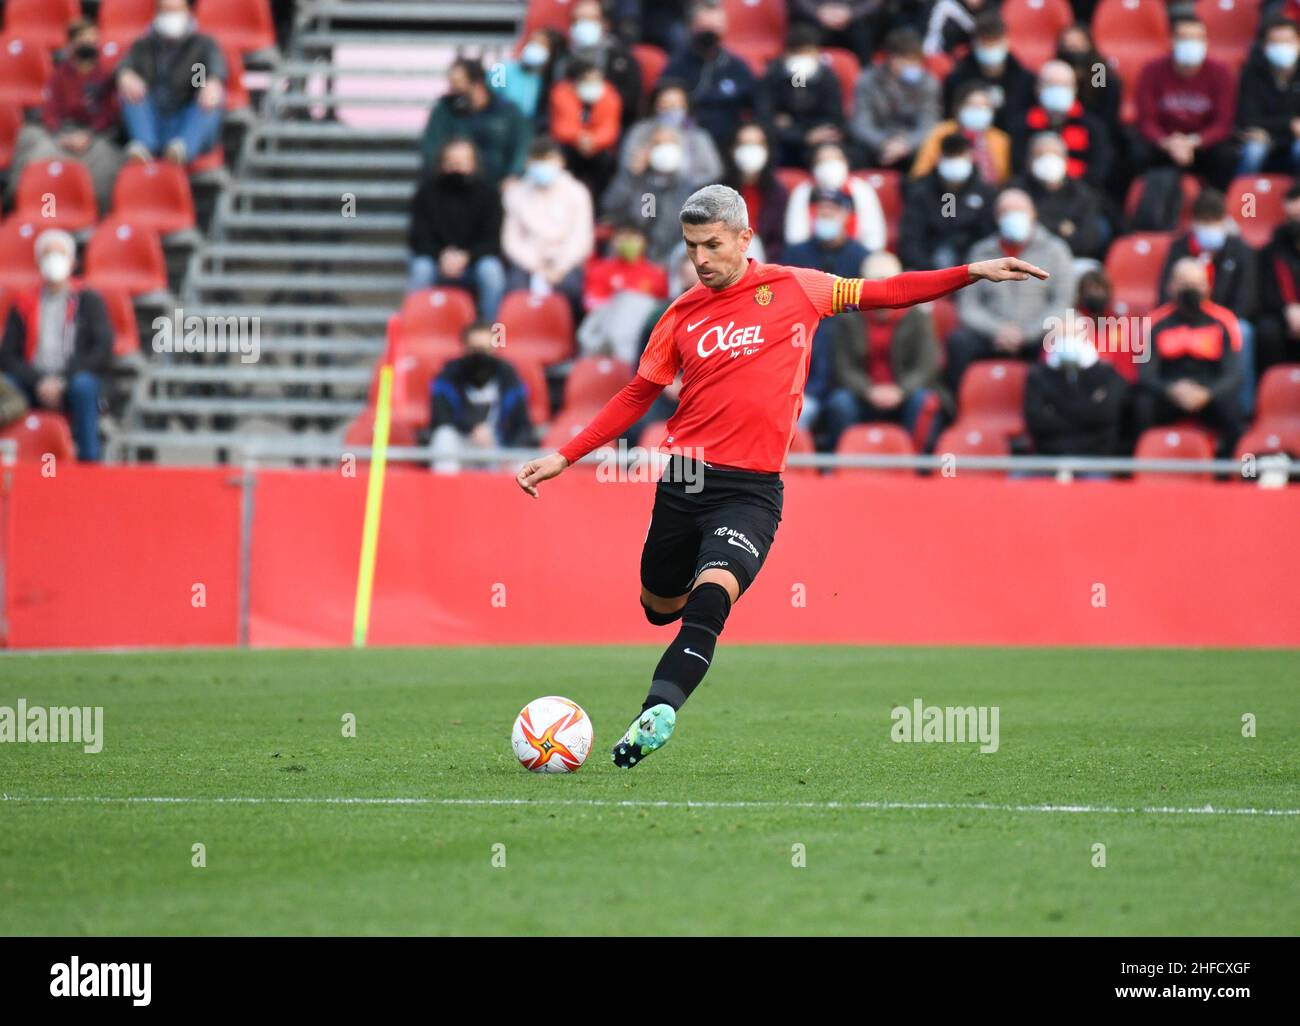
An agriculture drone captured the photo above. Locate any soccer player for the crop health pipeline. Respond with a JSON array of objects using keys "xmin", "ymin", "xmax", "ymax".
[{"xmin": 516, "ymin": 184, "xmax": 1046, "ymax": 768}]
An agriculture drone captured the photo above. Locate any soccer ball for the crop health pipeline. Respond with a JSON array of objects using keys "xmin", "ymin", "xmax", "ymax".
[{"xmin": 511, "ymin": 696, "xmax": 594, "ymax": 773}]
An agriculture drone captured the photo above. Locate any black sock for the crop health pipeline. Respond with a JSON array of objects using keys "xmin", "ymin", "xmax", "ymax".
[{"xmin": 642, "ymin": 582, "xmax": 732, "ymax": 712}]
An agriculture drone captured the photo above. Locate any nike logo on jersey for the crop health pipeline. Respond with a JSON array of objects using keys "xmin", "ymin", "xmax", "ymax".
[
  {"xmin": 686, "ymin": 316, "xmax": 710, "ymax": 331},
  {"xmin": 684, "ymin": 647, "xmax": 711, "ymax": 666}
]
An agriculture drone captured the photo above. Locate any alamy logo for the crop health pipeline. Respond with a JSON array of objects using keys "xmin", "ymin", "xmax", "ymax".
[
  {"xmin": 890, "ymin": 698, "xmax": 1000, "ymax": 754},
  {"xmin": 0, "ymin": 700, "xmax": 103, "ymax": 753},
  {"xmin": 696, "ymin": 322, "xmax": 766, "ymax": 359},
  {"xmin": 50, "ymin": 957, "xmax": 151, "ymax": 1006}
]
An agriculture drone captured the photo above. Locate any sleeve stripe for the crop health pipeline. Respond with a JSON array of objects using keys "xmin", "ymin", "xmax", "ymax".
[{"xmin": 832, "ymin": 277, "xmax": 864, "ymax": 314}]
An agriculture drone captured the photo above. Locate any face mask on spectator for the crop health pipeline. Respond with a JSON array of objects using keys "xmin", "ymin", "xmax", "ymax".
[
  {"xmin": 958, "ymin": 105, "xmax": 993, "ymax": 132},
  {"xmin": 937, "ymin": 156, "xmax": 972, "ymax": 182},
  {"xmin": 1038, "ymin": 85, "xmax": 1075, "ymax": 114},
  {"xmin": 40, "ymin": 251, "xmax": 73, "ymax": 284},
  {"xmin": 576, "ymin": 80, "xmax": 605, "ymax": 104},
  {"xmin": 570, "ymin": 19, "xmax": 602, "ymax": 49},
  {"xmin": 733, "ymin": 143, "xmax": 768, "ymax": 175},
  {"xmin": 1193, "ymin": 223, "xmax": 1226, "ymax": 251},
  {"xmin": 812, "ymin": 158, "xmax": 848, "ymax": 191},
  {"xmin": 657, "ymin": 107, "xmax": 687, "ymax": 127},
  {"xmin": 1031, "ymin": 152, "xmax": 1067, "ymax": 184},
  {"xmin": 975, "ymin": 43, "xmax": 1007, "ymax": 66},
  {"xmin": 74, "ymin": 42, "xmax": 99, "ymax": 61},
  {"xmin": 1078, "ymin": 291, "xmax": 1108, "ymax": 315},
  {"xmin": 614, "ymin": 235, "xmax": 645, "ymax": 261},
  {"xmin": 649, "ymin": 142, "xmax": 683, "ymax": 174},
  {"xmin": 896, "ymin": 62, "xmax": 924, "ymax": 84},
  {"xmin": 1265, "ymin": 41, "xmax": 1299, "ymax": 69},
  {"xmin": 813, "ymin": 216, "xmax": 842, "ymax": 242},
  {"xmin": 154, "ymin": 11, "xmax": 190, "ymax": 39},
  {"xmin": 1176, "ymin": 286, "xmax": 1203, "ymax": 312},
  {"xmin": 691, "ymin": 30, "xmax": 720, "ymax": 52},
  {"xmin": 526, "ymin": 160, "xmax": 559, "ymax": 186},
  {"xmin": 785, "ymin": 54, "xmax": 819, "ymax": 81},
  {"xmin": 1173, "ymin": 38, "xmax": 1207, "ymax": 66},
  {"xmin": 521, "ymin": 42, "xmax": 550, "ymax": 68},
  {"xmin": 998, "ymin": 210, "xmax": 1033, "ymax": 243}
]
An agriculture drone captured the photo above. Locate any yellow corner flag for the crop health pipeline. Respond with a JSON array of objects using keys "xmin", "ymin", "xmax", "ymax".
[{"xmin": 353, "ymin": 316, "xmax": 401, "ymax": 647}]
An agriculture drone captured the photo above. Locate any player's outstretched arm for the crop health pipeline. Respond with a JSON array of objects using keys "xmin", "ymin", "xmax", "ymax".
[
  {"xmin": 516, "ymin": 452, "xmax": 569, "ymax": 498},
  {"xmin": 967, "ymin": 256, "xmax": 1050, "ymax": 282}
]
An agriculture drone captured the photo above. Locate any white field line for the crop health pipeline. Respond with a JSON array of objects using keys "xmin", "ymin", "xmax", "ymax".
[{"xmin": 2, "ymin": 796, "xmax": 1299, "ymax": 816}]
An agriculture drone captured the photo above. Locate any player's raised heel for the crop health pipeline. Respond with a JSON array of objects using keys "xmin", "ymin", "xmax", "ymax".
[{"xmin": 611, "ymin": 703, "xmax": 676, "ymax": 768}]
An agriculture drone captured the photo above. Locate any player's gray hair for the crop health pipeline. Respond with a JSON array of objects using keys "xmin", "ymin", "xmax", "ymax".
[{"xmin": 679, "ymin": 184, "xmax": 749, "ymax": 232}]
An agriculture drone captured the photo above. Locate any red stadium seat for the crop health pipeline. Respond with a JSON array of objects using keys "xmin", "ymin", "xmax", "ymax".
[
  {"xmin": 110, "ymin": 160, "xmax": 196, "ymax": 235},
  {"xmin": 857, "ymin": 168, "xmax": 901, "ymax": 248},
  {"xmin": 955, "ymin": 360, "xmax": 1029, "ymax": 439},
  {"xmin": 1003, "ymin": 0, "xmax": 1073, "ymax": 72},
  {"xmin": 497, "ymin": 290, "xmax": 574, "ymax": 364},
  {"xmin": 95, "ymin": 286, "xmax": 139, "ymax": 356},
  {"xmin": 541, "ymin": 407, "xmax": 601, "ymax": 453},
  {"xmin": 562, "ymin": 356, "xmax": 631, "ymax": 413},
  {"xmin": 0, "ymin": 410, "xmax": 75, "ymax": 462},
  {"xmin": 0, "ymin": 36, "xmax": 53, "ymax": 109},
  {"xmin": 343, "ymin": 408, "xmax": 417, "ymax": 449},
  {"xmin": 15, "ymin": 158, "xmax": 97, "ymax": 231},
  {"xmin": 631, "ymin": 43, "xmax": 668, "ymax": 96},
  {"xmin": 223, "ymin": 45, "xmax": 250, "ymax": 112},
  {"xmin": 0, "ymin": 215, "xmax": 43, "ymax": 291},
  {"xmin": 723, "ymin": 0, "xmax": 787, "ymax": 76},
  {"xmin": 775, "ymin": 167, "xmax": 810, "ymax": 192},
  {"xmin": 522, "ymin": 0, "xmax": 577, "ymax": 36},
  {"xmin": 84, "ymin": 217, "xmax": 167, "ymax": 296},
  {"xmin": 1134, "ymin": 424, "xmax": 1215, "ymax": 479},
  {"xmin": 502, "ymin": 352, "xmax": 551, "ymax": 426},
  {"xmin": 1195, "ymin": 0, "xmax": 1260, "ymax": 71},
  {"xmin": 195, "ymin": 0, "xmax": 276, "ymax": 55},
  {"xmin": 1255, "ymin": 363, "xmax": 1300, "ymax": 421},
  {"xmin": 3, "ymin": 0, "xmax": 80, "ymax": 51},
  {"xmin": 1124, "ymin": 171, "xmax": 1200, "ymax": 232},
  {"xmin": 834, "ymin": 423, "xmax": 916, "ymax": 476},
  {"xmin": 933, "ymin": 425, "xmax": 1011, "ymax": 471},
  {"xmin": 1225, "ymin": 174, "xmax": 1293, "ymax": 249},
  {"xmin": 1092, "ymin": 0, "xmax": 1170, "ymax": 105},
  {"xmin": 821, "ymin": 48, "xmax": 861, "ymax": 117},
  {"xmin": 98, "ymin": 0, "xmax": 154, "ymax": 39},
  {"xmin": 1234, "ymin": 423, "xmax": 1300, "ymax": 461},
  {"xmin": 397, "ymin": 286, "xmax": 476, "ymax": 353},
  {"xmin": 389, "ymin": 348, "xmax": 455, "ymax": 428},
  {"xmin": 186, "ymin": 143, "xmax": 225, "ymax": 176},
  {"xmin": 785, "ymin": 424, "xmax": 816, "ymax": 475},
  {"xmin": 0, "ymin": 104, "xmax": 21, "ymax": 170},
  {"xmin": 1104, "ymin": 232, "xmax": 1176, "ymax": 316},
  {"xmin": 927, "ymin": 296, "xmax": 958, "ymax": 353}
]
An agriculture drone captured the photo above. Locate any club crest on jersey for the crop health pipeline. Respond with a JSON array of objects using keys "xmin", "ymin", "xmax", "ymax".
[{"xmin": 754, "ymin": 283, "xmax": 773, "ymax": 306}]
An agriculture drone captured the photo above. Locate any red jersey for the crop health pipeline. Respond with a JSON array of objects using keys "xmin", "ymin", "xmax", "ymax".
[{"xmin": 558, "ymin": 258, "xmax": 973, "ymax": 473}]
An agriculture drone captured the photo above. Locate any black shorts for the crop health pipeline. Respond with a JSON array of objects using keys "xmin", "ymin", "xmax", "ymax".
[{"xmin": 640, "ymin": 455, "xmax": 784, "ymax": 599}]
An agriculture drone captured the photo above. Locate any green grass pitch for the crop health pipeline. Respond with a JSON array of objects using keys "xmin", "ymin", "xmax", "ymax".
[{"xmin": 1, "ymin": 645, "xmax": 1296, "ymax": 935}]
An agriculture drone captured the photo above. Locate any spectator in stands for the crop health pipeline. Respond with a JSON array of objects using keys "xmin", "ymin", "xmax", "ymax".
[
  {"xmin": 429, "ymin": 321, "xmax": 534, "ymax": 472},
  {"xmin": 0, "ymin": 377, "xmax": 26, "ymax": 430},
  {"xmin": 784, "ymin": 190, "xmax": 870, "ymax": 276},
  {"xmin": 1256, "ymin": 182, "xmax": 1300, "ymax": 372},
  {"xmin": 619, "ymin": 79, "xmax": 722, "ymax": 190},
  {"xmin": 1055, "ymin": 23, "xmax": 1123, "ymax": 146},
  {"xmin": 1011, "ymin": 59, "xmax": 1113, "ymax": 192},
  {"xmin": 407, "ymin": 139, "xmax": 506, "ymax": 319},
  {"xmin": 947, "ymin": 188, "xmax": 1075, "ymax": 390},
  {"xmin": 502, "ymin": 138, "xmax": 594, "ymax": 317},
  {"xmin": 491, "ymin": 26, "xmax": 562, "ymax": 122},
  {"xmin": 419, "ymin": 56, "xmax": 531, "ymax": 183},
  {"xmin": 790, "ymin": 0, "xmax": 888, "ymax": 65},
  {"xmin": 601, "ymin": 123, "xmax": 707, "ymax": 262},
  {"xmin": 821, "ymin": 250, "xmax": 948, "ymax": 452},
  {"xmin": 549, "ymin": 60, "xmax": 623, "ymax": 197},
  {"xmin": 723, "ymin": 121, "xmax": 791, "ymax": 262},
  {"xmin": 1073, "ymin": 267, "xmax": 1143, "ymax": 384},
  {"xmin": 1157, "ymin": 189, "xmax": 1257, "ymax": 412},
  {"xmin": 1236, "ymin": 14, "xmax": 1300, "ymax": 176},
  {"xmin": 943, "ymin": 12, "xmax": 1035, "ymax": 134},
  {"xmin": 755, "ymin": 24, "xmax": 845, "ymax": 169},
  {"xmin": 550, "ymin": 0, "xmax": 642, "ymax": 132},
  {"xmin": 898, "ymin": 132, "xmax": 996, "ymax": 270},
  {"xmin": 1139, "ymin": 257, "xmax": 1243, "ymax": 451},
  {"xmin": 639, "ymin": 0, "xmax": 693, "ymax": 58},
  {"xmin": 117, "ymin": 0, "xmax": 227, "ymax": 165},
  {"xmin": 1016, "ymin": 131, "xmax": 1108, "ymax": 264},
  {"xmin": 923, "ymin": 0, "xmax": 992, "ymax": 57},
  {"xmin": 660, "ymin": 1, "xmax": 757, "ymax": 153},
  {"xmin": 7, "ymin": 19, "xmax": 121, "ymax": 212},
  {"xmin": 911, "ymin": 81, "xmax": 1011, "ymax": 185},
  {"xmin": 577, "ymin": 221, "xmax": 669, "ymax": 363},
  {"xmin": 1025, "ymin": 301, "xmax": 1127, "ymax": 456},
  {"xmin": 848, "ymin": 28, "xmax": 941, "ymax": 171},
  {"xmin": 1134, "ymin": 14, "xmax": 1237, "ymax": 189},
  {"xmin": 785, "ymin": 142, "xmax": 886, "ymax": 251},
  {"xmin": 0, "ymin": 230, "xmax": 112, "ymax": 461}
]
